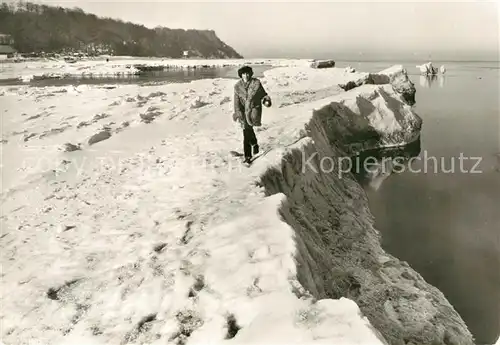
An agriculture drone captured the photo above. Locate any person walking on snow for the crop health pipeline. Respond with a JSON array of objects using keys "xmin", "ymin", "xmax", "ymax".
[{"xmin": 233, "ymin": 66, "xmax": 272, "ymax": 164}]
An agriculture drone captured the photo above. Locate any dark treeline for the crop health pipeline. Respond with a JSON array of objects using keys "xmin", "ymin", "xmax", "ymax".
[{"xmin": 0, "ymin": 1, "xmax": 243, "ymax": 58}]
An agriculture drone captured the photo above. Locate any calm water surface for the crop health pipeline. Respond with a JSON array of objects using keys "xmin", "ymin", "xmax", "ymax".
[{"xmin": 0, "ymin": 63, "xmax": 272, "ymax": 86}]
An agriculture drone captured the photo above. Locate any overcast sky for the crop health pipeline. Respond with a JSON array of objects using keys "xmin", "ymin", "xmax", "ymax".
[{"xmin": 12, "ymin": 0, "xmax": 500, "ymax": 60}]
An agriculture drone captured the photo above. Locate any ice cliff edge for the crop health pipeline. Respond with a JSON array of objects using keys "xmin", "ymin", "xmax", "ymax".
[
  {"xmin": 253, "ymin": 65, "xmax": 474, "ymax": 345},
  {"xmin": 0, "ymin": 64, "xmax": 474, "ymax": 345}
]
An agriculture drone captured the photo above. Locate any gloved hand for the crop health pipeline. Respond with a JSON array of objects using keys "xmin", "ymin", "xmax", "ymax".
[{"xmin": 262, "ymin": 95, "xmax": 272, "ymax": 108}]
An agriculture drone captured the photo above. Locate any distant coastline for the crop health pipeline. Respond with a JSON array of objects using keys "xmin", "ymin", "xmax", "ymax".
[{"xmin": 0, "ymin": 2, "xmax": 242, "ymax": 59}]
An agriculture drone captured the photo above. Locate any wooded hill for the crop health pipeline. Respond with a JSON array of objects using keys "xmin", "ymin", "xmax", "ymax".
[{"xmin": 0, "ymin": 1, "xmax": 243, "ymax": 58}]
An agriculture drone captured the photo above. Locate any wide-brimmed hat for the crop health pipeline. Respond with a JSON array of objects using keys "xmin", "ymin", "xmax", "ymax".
[{"xmin": 237, "ymin": 66, "xmax": 254, "ymax": 78}]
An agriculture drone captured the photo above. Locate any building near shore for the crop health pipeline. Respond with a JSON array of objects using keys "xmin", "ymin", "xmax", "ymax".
[
  {"xmin": 0, "ymin": 33, "xmax": 16, "ymax": 59},
  {"xmin": 0, "ymin": 44, "xmax": 16, "ymax": 59},
  {"xmin": 0, "ymin": 33, "xmax": 14, "ymax": 45}
]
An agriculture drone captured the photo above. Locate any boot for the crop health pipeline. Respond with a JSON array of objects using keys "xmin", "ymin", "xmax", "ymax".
[{"xmin": 252, "ymin": 144, "xmax": 259, "ymax": 155}]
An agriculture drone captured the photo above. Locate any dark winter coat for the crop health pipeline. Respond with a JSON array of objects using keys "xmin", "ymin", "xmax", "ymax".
[{"xmin": 233, "ymin": 78, "xmax": 271, "ymax": 128}]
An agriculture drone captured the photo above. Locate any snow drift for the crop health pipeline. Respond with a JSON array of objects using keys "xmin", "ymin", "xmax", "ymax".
[{"xmin": 0, "ymin": 64, "xmax": 474, "ymax": 345}]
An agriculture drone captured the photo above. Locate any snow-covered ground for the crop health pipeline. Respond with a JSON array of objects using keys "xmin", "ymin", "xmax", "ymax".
[
  {"xmin": 0, "ymin": 57, "xmax": 313, "ymax": 82},
  {"xmin": 1, "ymin": 63, "xmax": 474, "ymax": 344}
]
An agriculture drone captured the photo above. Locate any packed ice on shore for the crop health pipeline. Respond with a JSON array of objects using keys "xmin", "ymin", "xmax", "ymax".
[
  {"xmin": 0, "ymin": 65, "xmax": 388, "ymax": 345},
  {"xmin": 1, "ymin": 62, "xmax": 473, "ymax": 345},
  {"xmin": 0, "ymin": 57, "xmax": 314, "ymax": 82}
]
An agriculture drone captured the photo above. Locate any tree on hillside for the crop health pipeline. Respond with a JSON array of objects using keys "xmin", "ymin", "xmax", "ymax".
[{"xmin": 0, "ymin": 0, "xmax": 243, "ymax": 58}]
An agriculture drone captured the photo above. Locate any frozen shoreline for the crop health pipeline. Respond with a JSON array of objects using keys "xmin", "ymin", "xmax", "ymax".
[
  {"xmin": 0, "ymin": 63, "xmax": 475, "ymax": 344},
  {"xmin": 0, "ymin": 57, "xmax": 314, "ymax": 82}
]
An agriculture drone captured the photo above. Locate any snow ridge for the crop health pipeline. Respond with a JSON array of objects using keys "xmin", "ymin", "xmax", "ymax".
[{"xmin": 1, "ymin": 65, "xmax": 474, "ymax": 345}]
